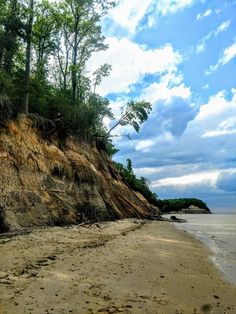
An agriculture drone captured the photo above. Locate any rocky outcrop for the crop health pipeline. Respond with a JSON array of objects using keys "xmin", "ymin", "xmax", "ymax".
[{"xmin": 0, "ymin": 115, "xmax": 158, "ymax": 231}]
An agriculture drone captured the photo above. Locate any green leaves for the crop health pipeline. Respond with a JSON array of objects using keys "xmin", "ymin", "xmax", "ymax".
[
  {"xmin": 0, "ymin": 0, "xmax": 153, "ymax": 158},
  {"xmin": 113, "ymin": 160, "xmax": 159, "ymax": 205},
  {"xmin": 93, "ymin": 63, "xmax": 112, "ymax": 93},
  {"xmin": 107, "ymin": 100, "xmax": 152, "ymax": 136}
]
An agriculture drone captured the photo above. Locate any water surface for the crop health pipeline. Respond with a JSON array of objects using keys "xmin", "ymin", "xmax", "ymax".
[{"xmin": 164, "ymin": 214, "xmax": 236, "ymax": 285}]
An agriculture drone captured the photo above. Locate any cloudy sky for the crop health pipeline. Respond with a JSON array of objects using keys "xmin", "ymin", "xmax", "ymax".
[{"xmin": 89, "ymin": 0, "xmax": 236, "ymax": 213}]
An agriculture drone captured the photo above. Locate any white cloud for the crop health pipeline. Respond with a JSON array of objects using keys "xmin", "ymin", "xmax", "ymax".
[
  {"xmin": 215, "ymin": 20, "xmax": 231, "ymax": 36},
  {"xmin": 109, "ymin": 0, "xmax": 152, "ymax": 34},
  {"xmin": 206, "ymin": 40, "xmax": 236, "ymax": 74},
  {"xmin": 201, "ymin": 95, "xmax": 236, "ymax": 137},
  {"xmin": 88, "ymin": 37, "xmax": 182, "ymax": 95},
  {"xmin": 182, "ymin": 89, "xmax": 236, "ymax": 144},
  {"xmin": 135, "ymin": 139, "xmax": 156, "ymax": 152},
  {"xmin": 203, "ymin": 129, "xmax": 236, "ymax": 138},
  {"xmin": 141, "ymin": 72, "xmax": 191, "ymax": 104},
  {"xmin": 107, "ymin": 0, "xmax": 194, "ymax": 33},
  {"xmin": 154, "ymin": 0, "xmax": 193, "ymax": 16},
  {"xmin": 195, "ymin": 20, "xmax": 231, "ymax": 54},
  {"xmin": 187, "ymin": 89, "xmax": 236, "ymax": 140},
  {"xmin": 196, "ymin": 9, "xmax": 212, "ymax": 21},
  {"xmin": 135, "ymin": 132, "xmax": 174, "ymax": 152},
  {"xmin": 152, "ymin": 170, "xmax": 220, "ymax": 188},
  {"xmin": 196, "ymin": 90, "xmax": 233, "ymax": 121}
]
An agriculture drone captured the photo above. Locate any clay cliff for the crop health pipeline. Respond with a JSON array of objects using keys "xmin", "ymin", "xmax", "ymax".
[{"xmin": 0, "ymin": 115, "xmax": 157, "ymax": 232}]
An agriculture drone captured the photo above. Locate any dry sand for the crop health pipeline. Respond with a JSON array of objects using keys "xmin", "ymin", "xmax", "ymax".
[{"xmin": 0, "ymin": 219, "xmax": 236, "ymax": 314}]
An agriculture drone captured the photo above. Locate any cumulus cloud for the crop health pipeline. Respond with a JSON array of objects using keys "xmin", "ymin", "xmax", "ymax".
[
  {"xmin": 195, "ymin": 20, "xmax": 231, "ymax": 54},
  {"xmin": 109, "ymin": 0, "xmax": 152, "ymax": 34},
  {"xmin": 196, "ymin": 89, "xmax": 236, "ymax": 129},
  {"xmin": 141, "ymin": 74, "xmax": 191, "ymax": 103},
  {"xmin": 115, "ymin": 89, "xmax": 236, "ymax": 203},
  {"xmin": 216, "ymin": 170, "xmax": 236, "ymax": 192},
  {"xmin": 88, "ymin": 37, "xmax": 182, "ymax": 95},
  {"xmin": 206, "ymin": 40, "xmax": 236, "ymax": 74},
  {"xmin": 202, "ymin": 114, "xmax": 236, "ymax": 138}
]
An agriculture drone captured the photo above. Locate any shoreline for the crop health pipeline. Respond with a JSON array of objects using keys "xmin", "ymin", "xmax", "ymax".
[
  {"xmin": 1, "ymin": 219, "xmax": 236, "ymax": 313},
  {"xmin": 168, "ymin": 213, "xmax": 236, "ymax": 286},
  {"xmin": 174, "ymin": 223, "xmax": 235, "ymax": 285}
]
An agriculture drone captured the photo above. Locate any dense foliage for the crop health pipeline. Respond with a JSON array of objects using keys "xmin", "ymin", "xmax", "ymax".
[
  {"xmin": 0, "ymin": 2, "xmax": 212, "ymax": 213},
  {"xmin": 157, "ymin": 198, "xmax": 210, "ymax": 213},
  {"xmin": 114, "ymin": 159, "xmax": 159, "ymax": 206},
  {"xmin": 0, "ymin": 0, "xmax": 152, "ymax": 153}
]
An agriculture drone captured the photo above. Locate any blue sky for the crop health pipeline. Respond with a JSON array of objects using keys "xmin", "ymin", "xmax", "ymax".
[{"xmin": 89, "ymin": 0, "xmax": 236, "ymax": 212}]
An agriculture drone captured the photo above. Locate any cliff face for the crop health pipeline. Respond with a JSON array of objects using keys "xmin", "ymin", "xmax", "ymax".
[{"xmin": 0, "ymin": 115, "xmax": 157, "ymax": 231}]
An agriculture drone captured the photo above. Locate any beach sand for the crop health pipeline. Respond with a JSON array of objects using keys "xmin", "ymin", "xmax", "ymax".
[{"xmin": 0, "ymin": 220, "xmax": 236, "ymax": 314}]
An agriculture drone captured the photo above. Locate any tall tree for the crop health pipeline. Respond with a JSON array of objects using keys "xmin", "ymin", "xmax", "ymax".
[
  {"xmin": 0, "ymin": 0, "xmax": 23, "ymax": 73},
  {"xmin": 23, "ymin": 0, "xmax": 34, "ymax": 113},
  {"xmin": 57, "ymin": 0, "xmax": 114, "ymax": 106},
  {"xmin": 33, "ymin": 0, "xmax": 58, "ymax": 80}
]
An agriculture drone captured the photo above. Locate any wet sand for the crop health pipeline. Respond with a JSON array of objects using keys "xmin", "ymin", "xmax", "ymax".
[{"xmin": 0, "ymin": 220, "xmax": 236, "ymax": 314}]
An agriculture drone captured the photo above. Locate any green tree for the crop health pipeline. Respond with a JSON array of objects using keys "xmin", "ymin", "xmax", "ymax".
[
  {"xmin": 33, "ymin": 0, "xmax": 59, "ymax": 80},
  {"xmin": 0, "ymin": 0, "xmax": 23, "ymax": 73},
  {"xmin": 57, "ymin": 0, "xmax": 114, "ymax": 107},
  {"xmin": 106, "ymin": 100, "xmax": 152, "ymax": 136},
  {"xmin": 23, "ymin": 0, "xmax": 34, "ymax": 113},
  {"xmin": 92, "ymin": 63, "xmax": 112, "ymax": 93},
  {"xmin": 126, "ymin": 158, "xmax": 133, "ymax": 175}
]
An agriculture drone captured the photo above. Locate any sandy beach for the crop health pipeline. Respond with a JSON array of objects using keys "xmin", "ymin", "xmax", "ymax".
[{"xmin": 0, "ymin": 220, "xmax": 236, "ymax": 314}]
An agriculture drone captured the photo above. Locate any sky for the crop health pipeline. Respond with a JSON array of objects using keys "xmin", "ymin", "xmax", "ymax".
[{"xmin": 88, "ymin": 0, "xmax": 236, "ymax": 213}]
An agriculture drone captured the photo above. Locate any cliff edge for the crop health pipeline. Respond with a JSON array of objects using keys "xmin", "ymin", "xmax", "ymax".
[{"xmin": 0, "ymin": 115, "xmax": 157, "ymax": 232}]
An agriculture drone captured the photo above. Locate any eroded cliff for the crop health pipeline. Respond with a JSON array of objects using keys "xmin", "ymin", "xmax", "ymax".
[{"xmin": 0, "ymin": 115, "xmax": 157, "ymax": 231}]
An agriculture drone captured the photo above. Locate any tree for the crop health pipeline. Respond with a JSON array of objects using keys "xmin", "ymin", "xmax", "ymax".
[
  {"xmin": 23, "ymin": 0, "xmax": 34, "ymax": 113},
  {"xmin": 33, "ymin": 0, "xmax": 59, "ymax": 80},
  {"xmin": 106, "ymin": 100, "xmax": 152, "ymax": 136},
  {"xmin": 113, "ymin": 160, "xmax": 159, "ymax": 206},
  {"xmin": 92, "ymin": 63, "xmax": 111, "ymax": 94},
  {"xmin": 57, "ymin": 0, "xmax": 114, "ymax": 107},
  {"xmin": 0, "ymin": 0, "xmax": 23, "ymax": 73},
  {"xmin": 126, "ymin": 158, "xmax": 133, "ymax": 175},
  {"xmin": 0, "ymin": 0, "xmax": 153, "ymax": 153}
]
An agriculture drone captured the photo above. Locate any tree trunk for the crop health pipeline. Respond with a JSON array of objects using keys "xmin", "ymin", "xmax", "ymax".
[
  {"xmin": 23, "ymin": 0, "xmax": 34, "ymax": 114},
  {"xmin": 72, "ymin": 20, "xmax": 79, "ymax": 107}
]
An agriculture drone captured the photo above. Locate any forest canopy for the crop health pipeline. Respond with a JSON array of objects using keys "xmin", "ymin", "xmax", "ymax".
[
  {"xmin": 0, "ymin": 1, "xmax": 210, "ymax": 211},
  {"xmin": 0, "ymin": 0, "xmax": 151, "ymax": 143}
]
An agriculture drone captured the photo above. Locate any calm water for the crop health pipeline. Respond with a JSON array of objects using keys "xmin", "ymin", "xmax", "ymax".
[{"xmin": 164, "ymin": 214, "xmax": 236, "ymax": 285}]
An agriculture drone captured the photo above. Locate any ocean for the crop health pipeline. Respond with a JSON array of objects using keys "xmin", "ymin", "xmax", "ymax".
[{"xmin": 164, "ymin": 214, "xmax": 236, "ymax": 285}]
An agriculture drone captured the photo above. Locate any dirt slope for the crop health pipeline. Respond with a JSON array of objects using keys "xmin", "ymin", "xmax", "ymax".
[{"xmin": 0, "ymin": 115, "xmax": 157, "ymax": 231}]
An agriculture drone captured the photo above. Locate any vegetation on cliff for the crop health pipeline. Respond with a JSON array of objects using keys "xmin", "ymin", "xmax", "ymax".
[
  {"xmin": 0, "ymin": 1, "xmax": 210, "ymax": 230},
  {"xmin": 0, "ymin": 0, "xmax": 151, "ymax": 151},
  {"xmin": 114, "ymin": 159, "xmax": 159, "ymax": 207},
  {"xmin": 0, "ymin": 1, "xmax": 161, "ymax": 226}
]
